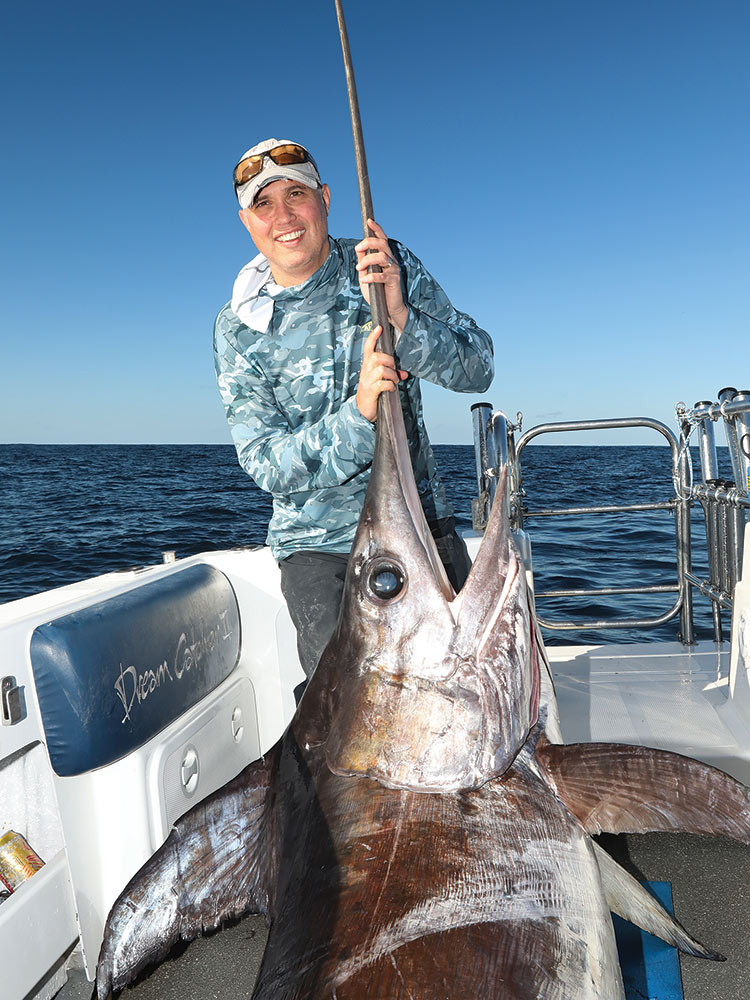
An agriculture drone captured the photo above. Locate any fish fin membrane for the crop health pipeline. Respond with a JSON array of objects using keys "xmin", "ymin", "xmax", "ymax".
[
  {"xmin": 593, "ymin": 842, "xmax": 723, "ymax": 960},
  {"xmin": 96, "ymin": 745, "xmax": 281, "ymax": 999},
  {"xmin": 537, "ymin": 741, "xmax": 750, "ymax": 841}
]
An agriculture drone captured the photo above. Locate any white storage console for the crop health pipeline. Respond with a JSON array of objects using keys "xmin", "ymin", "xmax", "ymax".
[{"xmin": 0, "ymin": 555, "xmax": 281, "ymax": 997}]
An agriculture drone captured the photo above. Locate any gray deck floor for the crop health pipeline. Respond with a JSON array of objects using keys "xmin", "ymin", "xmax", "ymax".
[{"xmin": 58, "ymin": 831, "xmax": 750, "ymax": 1000}]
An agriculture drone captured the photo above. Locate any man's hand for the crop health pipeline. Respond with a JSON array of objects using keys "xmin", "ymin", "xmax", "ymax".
[
  {"xmin": 355, "ymin": 218, "xmax": 409, "ymax": 332},
  {"xmin": 356, "ymin": 326, "xmax": 408, "ymax": 423}
]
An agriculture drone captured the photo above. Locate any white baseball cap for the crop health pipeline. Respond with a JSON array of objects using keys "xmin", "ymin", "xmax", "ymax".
[{"xmin": 233, "ymin": 138, "xmax": 322, "ymax": 209}]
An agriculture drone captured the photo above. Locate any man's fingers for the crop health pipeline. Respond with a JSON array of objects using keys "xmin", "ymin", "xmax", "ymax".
[
  {"xmin": 370, "ymin": 363, "xmax": 399, "ymax": 385},
  {"xmin": 363, "ymin": 325, "xmax": 383, "ymax": 356},
  {"xmin": 366, "ymin": 218, "xmax": 387, "ymax": 240},
  {"xmin": 355, "ymin": 249, "xmax": 396, "ymax": 271}
]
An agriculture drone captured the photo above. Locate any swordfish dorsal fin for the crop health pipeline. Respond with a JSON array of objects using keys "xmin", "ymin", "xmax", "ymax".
[
  {"xmin": 592, "ymin": 842, "xmax": 723, "ymax": 961},
  {"xmin": 536, "ymin": 739, "xmax": 750, "ymax": 841},
  {"xmin": 96, "ymin": 746, "xmax": 281, "ymax": 1000}
]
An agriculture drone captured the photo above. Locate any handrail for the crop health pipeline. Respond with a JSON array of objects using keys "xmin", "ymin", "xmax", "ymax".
[
  {"xmin": 475, "ymin": 413, "xmax": 695, "ymax": 642},
  {"xmin": 472, "ymin": 396, "xmax": 748, "ymax": 647},
  {"xmin": 527, "ymin": 501, "xmax": 675, "ymax": 517},
  {"xmin": 516, "ymin": 415, "xmax": 693, "ymax": 641},
  {"xmin": 516, "ymin": 415, "xmax": 679, "ymax": 459}
]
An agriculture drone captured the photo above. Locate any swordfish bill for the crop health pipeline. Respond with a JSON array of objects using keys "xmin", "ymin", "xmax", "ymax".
[
  {"xmin": 332, "ymin": 0, "xmax": 452, "ymax": 600},
  {"xmin": 95, "ymin": 358, "xmax": 750, "ymax": 999}
]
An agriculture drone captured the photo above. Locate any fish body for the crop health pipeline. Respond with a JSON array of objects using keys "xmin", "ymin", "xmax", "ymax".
[
  {"xmin": 251, "ymin": 733, "xmax": 622, "ymax": 999},
  {"xmin": 96, "ymin": 387, "xmax": 750, "ymax": 998}
]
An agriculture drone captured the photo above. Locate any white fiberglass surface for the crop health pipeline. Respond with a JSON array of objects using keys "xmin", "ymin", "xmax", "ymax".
[{"xmin": 547, "ymin": 640, "xmax": 750, "ymax": 784}]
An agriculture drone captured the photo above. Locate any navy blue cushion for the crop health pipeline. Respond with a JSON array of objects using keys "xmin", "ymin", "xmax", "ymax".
[{"xmin": 30, "ymin": 564, "xmax": 241, "ymax": 777}]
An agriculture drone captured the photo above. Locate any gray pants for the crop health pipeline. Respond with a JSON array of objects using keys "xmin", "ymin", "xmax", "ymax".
[{"xmin": 279, "ymin": 517, "xmax": 471, "ymax": 684}]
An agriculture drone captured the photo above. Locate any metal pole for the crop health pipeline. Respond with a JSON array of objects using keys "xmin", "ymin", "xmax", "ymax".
[
  {"xmin": 717, "ymin": 480, "xmax": 732, "ymax": 597},
  {"xmin": 700, "ymin": 487, "xmax": 724, "ymax": 642},
  {"xmin": 732, "ymin": 389, "xmax": 750, "ymax": 498},
  {"xmin": 471, "ymin": 402, "xmax": 492, "ymax": 531},
  {"xmin": 333, "ymin": 0, "xmax": 393, "ymax": 356},
  {"xmin": 731, "ymin": 391, "xmax": 750, "ymax": 604},
  {"xmin": 695, "ymin": 401, "xmax": 719, "ymax": 482},
  {"xmin": 506, "ymin": 418, "xmax": 522, "ymax": 529},
  {"xmin": 677, "ymin": 420, "xmax": 695, "ymax": 644},
  {"xmin": 718, "ymin": 386, "xmax": 743, "ymax": 489},
  {"xmin": 471, "ymin": 402, "xmax": 492, "ymax": 497},
  {"xmin": 490, "ymin": 412, "xmax": 509, "ymax": 490}
]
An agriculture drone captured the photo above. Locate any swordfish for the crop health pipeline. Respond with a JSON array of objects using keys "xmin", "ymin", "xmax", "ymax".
[{"xmin": 96, "ymin": 380, "xmax": 750, "ymax": 999}]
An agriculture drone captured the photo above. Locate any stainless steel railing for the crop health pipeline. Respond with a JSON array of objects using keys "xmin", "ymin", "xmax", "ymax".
[
  {"xmin": 472, "ymin": 411, "xmax": 696, "ymax": 640},
  {"xmin": 472, "ymin": 391, "xmax": 750, "ymax": 646},
  {"xmin": 677, "ymin": 388, "xmax": 750, "ymax": 642}
]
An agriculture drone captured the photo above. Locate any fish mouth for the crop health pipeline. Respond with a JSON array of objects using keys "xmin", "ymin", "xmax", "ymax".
[{"xmin": 367, "ymin": 655, "xmax": 466, "ymax": 687}]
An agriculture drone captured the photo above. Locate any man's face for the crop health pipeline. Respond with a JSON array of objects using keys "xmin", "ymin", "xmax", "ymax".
[{"xmin": 239, "ymin": 178, "xmax": 331, "ymax": 287}]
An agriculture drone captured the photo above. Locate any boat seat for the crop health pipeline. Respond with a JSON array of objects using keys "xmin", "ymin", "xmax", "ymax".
[
  {"xmin": 23, "ymin": 562, "xmax": 259, "ymax": 979},
  {"xmin": 30, "ymin": 563, "xmax": 241, "ymax": 776}
]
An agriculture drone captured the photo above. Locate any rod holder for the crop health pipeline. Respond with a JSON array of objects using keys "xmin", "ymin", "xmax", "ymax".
[
  {"xmin": 732, "ymin": 389, "xmax": 750, "ymax": 497},
  {"xmin": 695, "ymin": 400, "xmax": 719, "ymax": 482},
  {"xmin": 718, "ymin": 386, "xmax": 742, "ymax": 489},
  {"xmin": 471, "ymin": 403, "xmax": 493, "ymax": 531},
  {"xmin": 489, "ymin": 410, "xmax": 509, "ymax": 487}
]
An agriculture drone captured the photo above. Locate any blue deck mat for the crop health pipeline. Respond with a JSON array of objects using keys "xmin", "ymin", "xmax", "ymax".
[{"xmin": 614, "ymin": 881, "xmax": 683, "ymax": 1000}]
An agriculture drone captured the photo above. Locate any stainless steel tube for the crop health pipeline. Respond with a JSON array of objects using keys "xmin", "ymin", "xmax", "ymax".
[
  {"xmin": 732, "ymin": 389, "xmax": 750, "ymax": 497},
  {"xmin": 700, "ymin": 487, "xmax": 724, "ymax": 642},
  {"xmin": 695, "ymin": 401, "xmax": 720, "ymax": 482},
  {"xmin": 489, "ymin": 410, "xmax": 509, "ymax": 488},
  {"xmin": 716, "ymin": 480, "xmax": 732, "ymax": 597},
  {"xmin": 676, "ymin": 423, "xmax": 695, "ymax": 644},
  {"xmin": 728, "ymin": 502, "xmax": 744, "ymax": 593},
  {"xmin": 471, "ymin": 402, "xmax": 493, "ymax": 531},
  {"xmin": 704, "ymin": 490, "xmax": 722, "ymax": 588},
  {"xmin": 718, "ymin": 386, "xmax": 743, "ymax": 489},
  {"xmin": 471, "ymin": 402, "xmax": 492, "ymax": 498}
]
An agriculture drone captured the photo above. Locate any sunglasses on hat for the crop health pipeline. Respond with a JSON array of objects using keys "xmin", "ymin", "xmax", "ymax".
[{"xmin": 233, "ymin": 143, "xmax": 314, "ymax": 191}]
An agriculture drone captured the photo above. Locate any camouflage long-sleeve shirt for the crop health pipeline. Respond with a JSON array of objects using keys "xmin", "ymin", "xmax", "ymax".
[{"xmin": 213, "ymin": 237, "xmax": 494, "ymax": 561}]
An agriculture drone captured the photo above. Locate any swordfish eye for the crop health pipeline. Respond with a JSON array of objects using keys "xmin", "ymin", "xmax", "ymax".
[{"xmin": 365, "ymin": 558, "xmax": 407, "ymax": 602}]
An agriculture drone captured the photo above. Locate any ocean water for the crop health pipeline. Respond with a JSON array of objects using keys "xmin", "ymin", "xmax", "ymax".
[{"xmin": 0, "ymin": 443, "xmax": 735, "ymax": 646}]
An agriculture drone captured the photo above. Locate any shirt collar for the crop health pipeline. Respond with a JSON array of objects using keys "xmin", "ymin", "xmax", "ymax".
[
  {"xmin": 231, "ymin": 239, "xmax": 341, "ymax": 332},
  {"xmin": 231, "ymin": 253, "xmax": 282, "ymax": 332}
]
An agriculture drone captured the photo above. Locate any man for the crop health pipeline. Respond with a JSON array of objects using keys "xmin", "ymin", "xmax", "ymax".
[{"xmin": 214, "ymin": 138, "xmax": 494, "ymax": 681}]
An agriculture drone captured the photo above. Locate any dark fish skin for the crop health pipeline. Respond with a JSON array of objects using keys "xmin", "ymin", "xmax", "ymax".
[
  {"xmin": 95, "ymin": 387, "xmax": 750, "ymax": 997},
  {"xmin": 254, "ymin": 731, "xmax": 623, "ymax": 1000}
]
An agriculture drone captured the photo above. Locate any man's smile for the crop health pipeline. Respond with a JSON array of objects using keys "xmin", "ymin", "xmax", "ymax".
[
  {"xmin": 276, "ymin": 228, "xmax": 306, "ymax": 244},
  {"xmin": 238, "ymin": 179, "xmax": 331, "ymax": 285}
]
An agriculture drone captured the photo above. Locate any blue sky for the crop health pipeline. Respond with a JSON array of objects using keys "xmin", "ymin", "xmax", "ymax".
[{"xmin": 1, "ymin": 0, "xmax": 747, "ymax": 446}]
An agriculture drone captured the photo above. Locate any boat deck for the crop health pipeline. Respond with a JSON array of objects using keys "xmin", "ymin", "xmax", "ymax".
[{"xmin": 548, "ymin": 639, "xmax": 750, "ymax": 784}]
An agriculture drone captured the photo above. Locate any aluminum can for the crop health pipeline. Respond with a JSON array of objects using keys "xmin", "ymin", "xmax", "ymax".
[{"xmin": 0, "ymin": 830, "xmax": 45, "ymax": 891}]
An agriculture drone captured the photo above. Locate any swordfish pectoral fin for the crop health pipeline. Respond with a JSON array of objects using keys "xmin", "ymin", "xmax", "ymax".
[
  {"xmin": 593, "ymin": 841, "xmax": 723, "ymax": 961},
  {"xmin": 536, "ymin": 740, "xmax": 750, "ymax": 841},
  {"xmin": 96, "ymin": 745, "xmax": 281, "ymax": 1000}
]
